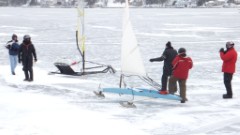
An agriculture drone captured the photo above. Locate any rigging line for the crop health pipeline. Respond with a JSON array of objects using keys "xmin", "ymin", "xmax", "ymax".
[
  {"xmin": 139, "ymin": 76, "xmax": 161, "ymax": 90},
  {"xmin": 121, "ymin": 74, "xmax": 161, "ymax": 90},
  {"xmin": 84, "ymin": 60, "xmax": 113, "ymax": 66},
  {"xmin": 83, "ymin": 58, "xmax": 119, "ymax": 63},
  {"xmin": 71, "ymin": 61, "xmax": 115, "ymax": 71},
  {"xmin": 144, "ymin": 76, "xmax": 161, "ymax": 87}
]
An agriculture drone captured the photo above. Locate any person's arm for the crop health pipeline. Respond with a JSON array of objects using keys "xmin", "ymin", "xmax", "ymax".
[
  {"xmin": 5, "ymin": 41, "xmax": 12, "ymax": 49},
  {"xmin": 11, "ymin": 43, "xmax": 19, "ymax": 51},
  {"xmin": 18, "ymin": 45, "xmax": 22, "ymax": 63},
  {"xmin": 150, "ymin": 51, "xmax": 166, "ymax": 62},
  {"xmin": 188, "ymin": 57, "xmax": 193, "ymax": 69},
  {"xmin": 220, "ymin": 51, "xmax": 233, "ymax": 62},
  {"xmin": 32, "ymin": 45, "xmax": 37, "ymax": 62}
]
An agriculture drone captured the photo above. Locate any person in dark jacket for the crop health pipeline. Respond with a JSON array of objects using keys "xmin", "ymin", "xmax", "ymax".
[
  {"xmin": 219, "ymin": 41, "xmax": 238, "ymax": 99},
  {"xmin": 149, "ymin": 41, "xmax": 177, "ymax": 94},
  {"xmin": 5, "ymin": 34, "xmax": 20, "ymax": 75},
  {"xmin": 18, "ymin": 35, "xmax": 37, "ymax": 82},
  {"xmin": 168, "ymin": 48, "xmax": 193, "ymax": 103}
]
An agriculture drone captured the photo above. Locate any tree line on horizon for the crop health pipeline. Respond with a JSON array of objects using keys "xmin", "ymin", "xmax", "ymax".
[
  {"xmin": 0, "ymin": 0, "xmax": 38, "ymax": 6},
  {"xmin": 0, "ymin": 0, "xmax": 238, "ymax": 7}
]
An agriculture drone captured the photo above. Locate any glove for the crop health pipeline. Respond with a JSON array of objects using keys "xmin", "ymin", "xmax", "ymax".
[
  {"xmin": 5, "ymin": 45, "xmax": 10, "ymax": 49},
  {"xmin": 18, "ymin": 59, "xmax": 22, "ymax": 64},
  {"xmin": 219, "ymin": 48, "xmax": 224, "ymax": 53},
  {"xmin": 149, "ymin": 59, "xmax": 154, "ymax": 62},
  {"xmin": 34, "ymin": 59, "xmax": 37, "ymax": 62}
]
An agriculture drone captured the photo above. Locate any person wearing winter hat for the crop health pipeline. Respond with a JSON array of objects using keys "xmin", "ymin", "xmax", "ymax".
[
  {"xmin": 149, "ymin": 41, "xmax": 178, "ymax": 95},
  {"xmin": 5, "ymin": 34, "xmax": 20, "ymax": 75},
  {"xmin": 219, "ymin": 41, "xmax": 237, "ymax": 99},
  {"xmin": 168, "ymin": 48, "xmax": 193, "ymax": 103},
  {"xmin": 18, "ymin": 35, "xmax": 37, "ymax": 82}
]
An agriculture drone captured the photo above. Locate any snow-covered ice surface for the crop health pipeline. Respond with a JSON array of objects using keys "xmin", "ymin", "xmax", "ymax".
[{"xmin": 1, "ymin": 7, "xmax": 240, "ymax": 135}]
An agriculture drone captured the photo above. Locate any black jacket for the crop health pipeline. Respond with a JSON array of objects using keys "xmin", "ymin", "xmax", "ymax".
[
  {"xmin": 18, "ymin": 43, "xmax": 37, "ymax": 70},
  {"xmin": 150, "ymin": 47, "xmax": 177, "ymax": 74}
]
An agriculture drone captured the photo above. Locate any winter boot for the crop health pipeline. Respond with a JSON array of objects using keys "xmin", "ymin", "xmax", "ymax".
[
  {"xmin": 180, "ymin": 100, "xmax": 186, "ymax": 103},
  {"xmin": 12, "ymin": 71, "xmax": 15, "ymax": 75},
  {"xmin": 223, "ymin": 94, "xmax": 232, "ymax": 99},
  {"xmin": 29, "ymin": 69, "xmax": 33, "ymax": 82},
  {"xmin": 24, "ymin": 70, "xmax": 29, "ymax": 81},
  {"xmin": 159, "ymin": 90, "xmax": 168, "ymax": 95}
]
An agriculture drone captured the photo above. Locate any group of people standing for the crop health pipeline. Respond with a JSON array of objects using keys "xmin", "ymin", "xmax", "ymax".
[
  {"xmin": 4, "ymin": 34, "xmax": 237, "ymax": 103},
  {"xmin": 150, "ymin": 41, "xmax": 237, "ymax": 103},
  {"xmin": 5, "ymin": 34, "xmax": 37, "ymax": 82},
  {"xmin": 150, "ymin": 42, "xmax": 193, "ymax": 103}
]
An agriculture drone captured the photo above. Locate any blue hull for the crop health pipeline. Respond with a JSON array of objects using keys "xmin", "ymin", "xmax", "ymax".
[{"xmin": 102, "ymin": 88, "xmax": 182, "ymax": 101}]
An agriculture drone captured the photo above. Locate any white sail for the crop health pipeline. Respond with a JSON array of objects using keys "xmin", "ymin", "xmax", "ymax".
[
  {"xmin": 121, "ymin": 1, "xmax": 146, "ymax": 76},
  {"xmin": 77, "ymin": 0, "xmax": 85, "ymax": 57}
]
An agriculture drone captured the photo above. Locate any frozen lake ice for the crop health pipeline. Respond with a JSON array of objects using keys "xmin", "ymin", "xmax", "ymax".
[{"xmin": 1, "ymin": 7, "xmax": 240, "ymax": 135}]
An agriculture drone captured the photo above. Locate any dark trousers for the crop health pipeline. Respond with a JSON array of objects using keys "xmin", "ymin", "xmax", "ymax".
[
  {"xmin": 224, "ymin": 73, "xmax": 233, "ymax": 95},
  {"xmin": 24, "ymin": 68, "xmax": 33, "ymax": 80},
  {"xmin": 161, "ymin": 71, "xmax": 170, "ymax": 91},
  {"xmin": 23, "ymin": 58, "xmax": 34, "ymax": 80},
  {"xmin": 168, "ymin": 75, "xmax": 187, "ymax": 101}
]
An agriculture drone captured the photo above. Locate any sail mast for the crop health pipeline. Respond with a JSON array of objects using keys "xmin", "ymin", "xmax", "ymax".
[{"xmin": 77, "ymin": 0, "xmax": 85, "ymax": 72}]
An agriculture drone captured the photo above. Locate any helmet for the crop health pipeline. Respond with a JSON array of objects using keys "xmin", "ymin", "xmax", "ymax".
[
  {"xmin": 178, "ymin": 48, "xmax": 186, "ymax": 54},
  {"xmin": 23, "ymin": 35, "xmax": 31, "ymax": 40},
  {"xmin": 226, "ymin": 41, "xmax": 234, "ymax": 49}
]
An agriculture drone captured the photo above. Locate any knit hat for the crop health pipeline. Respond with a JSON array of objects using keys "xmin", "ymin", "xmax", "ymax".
[
  {"xmin": 12, "ymin": 34, "xmax": 17, "ymax": 39},
  {"xmin": 166, "ymin": 41, "xmax": 172, "ymax": 48},
  {"xmin": 178, "ymin": 48, "xmax": 186, "ymax": 54}
]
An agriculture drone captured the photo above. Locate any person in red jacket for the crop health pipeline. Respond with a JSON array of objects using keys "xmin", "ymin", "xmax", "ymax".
[
  {"xmin": 168, "ymin": 48, "xmax": 193, "ymax": 103},
  {"xmin": 220, "ymin": 41, "xmax": 238, "ymax": 99}
]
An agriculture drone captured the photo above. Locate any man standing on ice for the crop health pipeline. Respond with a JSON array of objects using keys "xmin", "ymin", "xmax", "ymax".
[
  {"xmin": 5, "ymin": 34, "xmax": 20, "ymax": 75},
  {"xmin": 18, "ymin": 35, "xmax": 37, "ymax": 82},
  {"xmin": 149, "ymin": 41, "xmax": 177, "ymax": 95},
  {"xmin": 219, "ymin": 41, "xmax": 237, "ymax": 99},
  {"xmin": 168, "ymin": 48, "xmax": 193, "ymax": 103}
]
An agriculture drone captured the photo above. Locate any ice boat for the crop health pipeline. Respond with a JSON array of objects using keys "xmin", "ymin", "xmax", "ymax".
[
  {"xmin": 94, "ymin": 0, "xmax": 181, "ymax": 107},
  {"xmin": 50, "ymin": 0, "xmax": 115, "ymax": 76}
]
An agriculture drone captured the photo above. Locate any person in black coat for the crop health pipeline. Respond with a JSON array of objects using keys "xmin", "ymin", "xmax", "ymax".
[
  {"xmin": 18, "ymin": 35, "xmax": 37, "ymax": 82},
  {"xmin": 149, "ymin": 41, "xmax": 177, "ymax": 94}
]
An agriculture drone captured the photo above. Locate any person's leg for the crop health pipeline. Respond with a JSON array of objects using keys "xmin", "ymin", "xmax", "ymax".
[
  {"xmin": 179, "ymin": 79, "xmax": 187, "ymax": 103},
  {"xmin": 23, "ymin": 60, "xmax": 29, "ymax": 81},
  {"xmin": 168, "ymin": 75, "xmax": 178, "ymax": 94},
  {"xmin": 9, "ymin": 55, "xmax": 15, "ymax": 75},
  {"xmin": 161, "ymin": 71, "xmax": 168, "ymax": 91},
  {"xmin": 13, "ymin": 55, "xmax": 18, "ymax": 70},
  {"xmin": 24, "ymin": 69, "xmax": 29, "ymax": 81},
  {"xmin": 29, "ymin": 68, "xmax": 33, "ymax": 81},
  {"xmin": 223, "ymin": 73, "xmax": 233, "ymax": 98}
]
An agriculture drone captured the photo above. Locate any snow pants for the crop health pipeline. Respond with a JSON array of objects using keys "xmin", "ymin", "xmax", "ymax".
[
  {"xmin": 161, "ymin": 68, "xmax": 172, "ymax": 91},
  {"xmin": 22, "ymin": 58, "xmax": 33, "ymax": 81},
  {"xmin": 168, "ymin": 75, "xmax": 187, "ymax": 101},
  {"xmin": 224, "ymin": 73, "xmax": 233, "ymax": 96}
]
